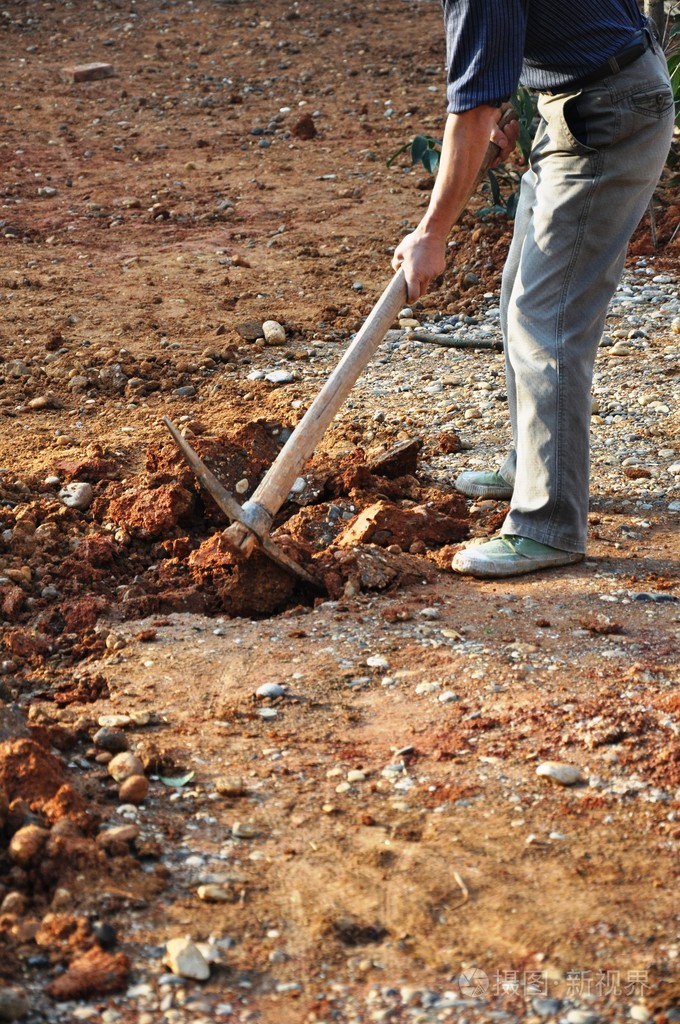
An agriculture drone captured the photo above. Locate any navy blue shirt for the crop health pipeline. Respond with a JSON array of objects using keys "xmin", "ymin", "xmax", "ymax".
[{"xmin": 442, "ymin": 0, "xmax": 644, "ymax": 111}]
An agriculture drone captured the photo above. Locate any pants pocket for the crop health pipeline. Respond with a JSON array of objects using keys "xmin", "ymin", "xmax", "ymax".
[{"xmin": 629, "ymin": 86, "xmax": 674, "ymax": 118}]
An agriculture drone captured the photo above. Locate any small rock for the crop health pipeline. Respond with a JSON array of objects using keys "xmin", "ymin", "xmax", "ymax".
[
  {"xmin": 118, "ymin": 775, "xmax": 149, "ymax": 804},
  {"xmin": 532, "ymin": 997, "xmax": 562, "ymax": 1018},
  {"xmin": 215, "ymin": 776, "xmax": 247, "ymax": 797},
  {"xmin": 257, "ymin": 707, "xmax": 278, "ymax": 720},
  {"xmin": 164, "ymin": 938, "xmax": 210, "ymax": 981},
  {"xmin": 232, "ymin": 822, "xmax": 257, "ymax": 839},
  {"xmin": 536, "ymin": 761, "xmax": 583, "ymax": 786},
  {"xmin": 27, "ymin": 394, "xmax": 61, "ymax": 410},
  {"xmin": 566, "ymin": 1012, "xmax": 600, "ymax": 1024},
  {"xmin": 256, "ymin": 682, "xmax": 285, "ymax": 699},
  {"xmin": 97, "ymin": 824, "xmax": 139, "ymax": 849},
  {"xmin": 0, "ymin": 892, "xmax": 26, "ymax": 916},
  {"xmin": 61, "ymin": 62, "xmax": 114, "ymax": 83},
  {"xmin": 262, "ymin": 320, "xmax": 286, "ymax": 345},
  {"xmin": 265, "ymin": 369, "xmax": 294, "ymax": 385},
  {"xmin": 292, "ymin": 112, "xmax": 316, "ymax": 140},
  {"xmin": 347, "ymin": 770, "xmax": 366, "ymax": 783},
  {"xmin": 236, "ymin": 320, "xmax": 264, "ymax": 342},
  {"xmin": 98, "ymin": 714, "xmax": 132, "ymax": 729},
  {"xmin": 92, "ymin": 727, "xmax": 129, "ymax": 753},
  {"xmin": 108, "ymin": 752, "xmax": 144, "ymax": 782},
  {"xmin": 196, "ymin": 884, "xmax": 238, "ymax": 904},
  {"xmin": 629, "ymin": 1007, "xmax": 652, "ymax": 1023},
  {"xmin": 58, "ymin": 482, "xmax": 94, "ymax": 510},
  {"xmin": 8, "ymin": 825, "xmax": 50, "ymax": 866},
  {"xmin": 367, "ymin": 655, "xmax": 389, "ymax": 670},
  {"xmin": 0, "ymin": 988, "xmax": 30, "ymax": 1021},
  {"xmin": 93, "ymin": 922, "xmax": 118, "ymax": 949}
]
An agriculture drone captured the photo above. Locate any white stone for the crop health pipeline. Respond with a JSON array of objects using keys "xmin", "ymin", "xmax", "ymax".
[
  {"xmin": 98, "ymin": 714, "xmax": 132, "ymax": 728},
  {"xmin": 232, "ymin": 822, "xmax": 257, "ymax": 838},
  {"xmin": 536, "ymin": 761, "xmax": 583, "ymax": 786},
  {"xmin": 265, "ymin": 369, "xmax": 294, "ymax": 384},
  {"xmin": 629, "ymin": 1006, "xmax": 652, "ymax": 1023},
  {"xmin": 256, "ymin": 682, "xmax": 285, "ymax": 698},
  {"xmin": 262, "ymin": 320, "xmax": 286, "ymax": 344},
  {"xmin": 164, "ymin": 938, "xmax": 210, "ymax": 981},
  {"xmin": 366, "ymin": 655, "xmax": 389, "ymax": 670},
  {"xmin": 566, "ymin": 1012, "xmax": 600, "ymax": 1024},
  {"xmin": 59, "ymin": 482, "xmax": 94, "ymax": 510}
]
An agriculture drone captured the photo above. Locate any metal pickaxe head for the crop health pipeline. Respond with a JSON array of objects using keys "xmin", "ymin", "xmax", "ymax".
[{"xmin": 162, "ymin": 417, "xmax": 322, "ymax": 589}]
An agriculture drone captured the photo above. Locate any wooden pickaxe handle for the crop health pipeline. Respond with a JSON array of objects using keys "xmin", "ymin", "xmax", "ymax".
[{"xmin": 224, "ymin": 109, "xmax": 518, "ymax": 557}]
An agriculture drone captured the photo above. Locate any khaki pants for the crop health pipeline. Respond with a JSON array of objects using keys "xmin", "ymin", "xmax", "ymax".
[{"xmin": 498, "ymin": 37, "xmax": 674, "ymax": 552}]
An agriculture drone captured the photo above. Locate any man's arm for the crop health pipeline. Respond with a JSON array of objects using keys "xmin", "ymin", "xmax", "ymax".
[{"xmin": 392, "ymin": 105, "xmax": 517, "ymax": 301}]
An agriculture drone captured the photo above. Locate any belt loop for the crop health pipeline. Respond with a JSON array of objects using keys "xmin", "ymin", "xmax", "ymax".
[{"xmin": 641, "ymin": 15, "xmax": 659, "ymax": 45}]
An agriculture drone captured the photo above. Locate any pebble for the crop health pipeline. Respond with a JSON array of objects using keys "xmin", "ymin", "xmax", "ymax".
[
  {"xmin": 257, "ymin": 707, "xmax": 278, "ymax": 720},
  {"xmin": 566, "ymin": 1011, "xmax": 600, "ymax": 1024},
  {"xmin": 438, "ymin": 690, "xmax": 459, "ymax": 703},
  {"xmin": 118, "ymin": 774, "xmax": 149, "ymax": 803},
  {"xmin": 536, "ymin": 761, "xmax": 583, "ymax": 786},
  {"xmin": 532, "ymin": 996, "xmax": 562, "ymax": 1017},
  {"xmin": 93, "ymin": 921, "xmax": 118, "ymax": 948},
  {"xmin": 231, "ymin": 822, "xmax": 257, "ymax": 839},
  {"xmin": 262, "ymin": 320, "xmax": 286, "ymax": 344},
  {"xmin": 58, "ymin": 482, "xmax": 94, "ymax": 510},
  {"xmin": 256, "ymin": 682, "xmax": 286, "ymax": 698},
  {"xmin": 265, "ymin": 369, "xmax": 294, "ymax": 384},
  {"xmin": 98, "ymin": 714, "xmax": 132, "ymax": 728},
  {"xmin": 107, "ymin": 751, "xmax": 145, "ymax": 782},
  {"xmin": 367, "ymin": 655, "xmax": 389, "ymax": 670},
  {"xmin": 196, "ymin": 884, "xmax": 237, "ymax": 903},
  {"xmin": 0, "ymin": 988, "xmax": 30, "ymax": 1021},
  {"xmin": 630, "ymin": 1007, "xmax": 652, "ymax": 1023},
  {"xmin": 92, "ymin": 727, "xmax": 129, "ymax": 753},
  {"xmin": 97, "ymin": 824, "xmax": 139, "ymax": 848},
  {"xmin": 8, "ymin": 825, "xmax": 50, "ymax": 866},
  {"xmin": 164, "ymin": 938, "xmax": 210, "ymax": 981},
  {"xmin": 215, "ymin": 776, "xmax": 247, "ymax": 797}
]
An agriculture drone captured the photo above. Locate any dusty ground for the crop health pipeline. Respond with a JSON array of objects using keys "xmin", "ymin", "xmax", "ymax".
[{"xmin": 0, "ymin": 1, "xmax": 678, "ymax": 1021}]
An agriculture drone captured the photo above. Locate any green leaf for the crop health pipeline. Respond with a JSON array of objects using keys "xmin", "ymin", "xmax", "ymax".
[
  {"xmin": 422, "ymin": 148, "xmax": 440, "ymax": 175},
  {"xmin": 160, "ymin": 771, "xmax": 195, "ymax": 788},
  {"xmin": 410, "ymin": 135, "xmax": 430, "ymax": 164}
]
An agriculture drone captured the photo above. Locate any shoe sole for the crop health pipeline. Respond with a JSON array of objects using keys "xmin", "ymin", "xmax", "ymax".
[
  {"xmin": 454, "ymin": 474, "xmax": 513, "ymax": 500},
  {"xmin": 452, "ymin": 552, "xmax": 584, "ymax": 578}
]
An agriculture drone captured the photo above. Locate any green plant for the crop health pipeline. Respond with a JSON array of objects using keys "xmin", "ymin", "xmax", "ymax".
[
  {"xmin": 386, "ymin": 86, "xmax": 538, "ymax": 219},
  {"xmin": 665, "ymin": 6, "xmax": 680, "ymax": 128}
]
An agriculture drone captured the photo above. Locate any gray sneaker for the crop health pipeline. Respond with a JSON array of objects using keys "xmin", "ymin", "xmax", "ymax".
[
  {"xmin": 452, "ymin": 535, "xmax": 584, "ymax": 578},
  {"xmin": 454, "ymin": 470, "xmax": 513, "ymax": 500}
]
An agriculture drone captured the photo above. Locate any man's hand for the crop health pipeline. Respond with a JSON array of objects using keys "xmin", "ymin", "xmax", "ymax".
[
  {"xmin": 489, "ymin": 103, "xmax": 520, "ymax": 167},
  {"xmin": 392, "ymin": 226, "xmax": 447, "ymax": 302}
]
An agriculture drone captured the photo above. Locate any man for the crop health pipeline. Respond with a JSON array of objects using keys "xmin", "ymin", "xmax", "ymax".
[{"xmin": 392, "ymin": 1, "xmax": 674, "ymax": 578}]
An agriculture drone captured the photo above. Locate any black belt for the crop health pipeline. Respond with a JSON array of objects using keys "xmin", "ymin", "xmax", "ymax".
[{"xmin": 568, "ymin": 30, "xmax": 649, "ymax": 90}]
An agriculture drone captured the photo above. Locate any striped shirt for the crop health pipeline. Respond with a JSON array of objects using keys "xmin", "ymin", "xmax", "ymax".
[{"xmin": 442, "ymin": 0, "xmax": 645, "ymax": 111}]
